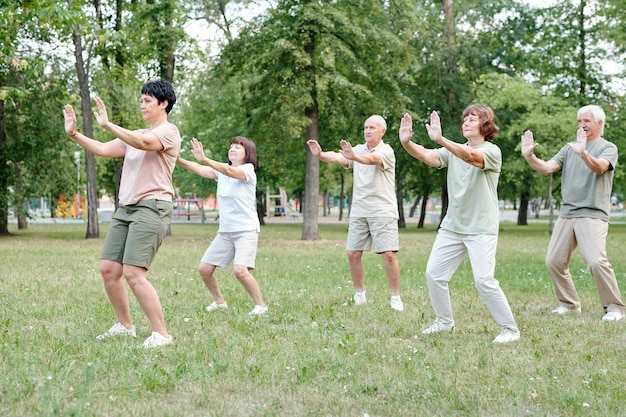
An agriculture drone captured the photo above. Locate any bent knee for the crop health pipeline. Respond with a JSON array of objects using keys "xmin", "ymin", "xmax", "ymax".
[{"xmin": 233, "ymin": 265, "xmax": 250, "ymax": 279}]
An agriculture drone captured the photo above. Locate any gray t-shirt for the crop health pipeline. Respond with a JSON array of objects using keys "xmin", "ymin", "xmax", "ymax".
[
  {"xmin": 437, "ymin": 141, "xmax": 501, "ymax": 235},
  {"xmin": 552, "ymin": 139, "xmax": 617, "ymax": 221},
  {"xmin": 348, "ymin": 142, "xmax": 398, "ymax": 219}
]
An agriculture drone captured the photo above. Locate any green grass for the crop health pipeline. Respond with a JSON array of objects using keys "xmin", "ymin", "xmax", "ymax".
[{"xmin": 1, "ymin": 221, "xmax": 625, "ymax": 416}]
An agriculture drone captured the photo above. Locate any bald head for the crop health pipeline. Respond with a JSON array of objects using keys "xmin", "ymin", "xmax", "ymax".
[{"xmin": 363, "ymin": 115, "xmax": 387, "ymax": 148}]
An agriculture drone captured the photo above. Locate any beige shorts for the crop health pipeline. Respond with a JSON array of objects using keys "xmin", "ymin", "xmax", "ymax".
[
  {"xmin": 201, "ymin": 230, "xmax": 259, "ymax": 269},
  {"xmin": 346, "ymin": 217, "xmax": 399, "ymax": 253}
]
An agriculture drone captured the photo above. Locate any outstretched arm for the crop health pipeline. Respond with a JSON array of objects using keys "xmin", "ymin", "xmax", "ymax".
[
  {"xmin": 64, "ymin": 104, "xmax": 125, "ymax": 158},
  {"xmin": 521, "ymin": 130, "xmax": 561, "ymax": 175},
  {"xmin": 176, "ymin": 154, "xmax": 217, "ymax": 179},
  {"xmin": 339, "ymin": 140, "xmax": 383, "ymax": 167},
  {"xmin": 92, "ymin": 97, "xmax": 164, "ymax": 151},
  {"xmin": 306, "ymin": 140, "xmax": 349, "ymax": 167},
  {"xmin": 188, "ymin": 138, "xmax": 247, "ymax": 180},
  {"xmin": 426, "ymin": 111, "xmax": 484, "ymax": 168},
  {"xmin": 398, "ymin": 113, "xmax": 441, "ymax": 168}
]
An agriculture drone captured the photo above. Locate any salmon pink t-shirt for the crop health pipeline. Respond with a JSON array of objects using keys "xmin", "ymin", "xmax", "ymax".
[{"xmin": 114, "ymin": 122, "xmax": 181, "ymax": 206}]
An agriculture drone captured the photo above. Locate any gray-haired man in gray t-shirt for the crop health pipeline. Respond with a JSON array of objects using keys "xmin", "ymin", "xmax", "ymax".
[{"xmin": 522, "ymin": 104, "xmax": 625, "ymax": 322}]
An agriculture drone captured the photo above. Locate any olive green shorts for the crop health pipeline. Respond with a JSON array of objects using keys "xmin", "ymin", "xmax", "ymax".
[{"xmin": 101, "ymin": 199, "xmax": 173, "ymax": 269}]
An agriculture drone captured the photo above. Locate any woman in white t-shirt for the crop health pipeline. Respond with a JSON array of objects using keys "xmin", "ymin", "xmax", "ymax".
[{"xmin": 177, "ymin": 137, "xmax": 267, "ymax": 316}]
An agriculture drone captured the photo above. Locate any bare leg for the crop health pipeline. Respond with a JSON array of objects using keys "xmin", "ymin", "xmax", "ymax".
[
  {"xmin": 199, "ymin": 262, "xmax": 226, "ymax": 304},
  {"xmin": 347, "ymin": 250, "xmax": 365, "ymax": 292},
  {"xmin": 123, "ymin": 264, "xmax": 168, "ymax": 337},
  {"xmin": 100, "ymin": 259, "xmax": 132, "ymax": 329},
  {"xmin": 381, "ymin": 251, "xmax": 401, "ymax": 296},
  {"xmin": 233, "ymin": 264, "xmax": 265, "ymax": 306}
]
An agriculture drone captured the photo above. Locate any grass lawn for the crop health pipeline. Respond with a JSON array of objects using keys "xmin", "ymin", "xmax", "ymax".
[{"xmin": 1, "ymin": 221, "xmax": 625, "ymax": 416}]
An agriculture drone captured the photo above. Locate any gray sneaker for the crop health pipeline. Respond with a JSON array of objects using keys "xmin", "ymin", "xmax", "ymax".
[
  {"xmin": 206, "ymin": 302, "xmax": 228, "ymax": 312},
  {"xmin": 551, "ymin": 305, "xmax": 581, "ymax": 315},
  {"xmin": 143, "ymin": 332, "xmax": 173, "ymax": 348},
  {"xmin": 492, "ymin": 328, "xmax": 521, "ymax": 344},
  {"xmin": 390, "ymin": 296, "xmax": 404, "ymax": 311},
  {"xmin": 601, "ymin": 311, "xmax": 624, "ymax": 322},
  {"xmin": 422, "ymin": 319, "xmax": 454, "ymax": 335},
  {"xmin": 96, "ymin": 323, "xmax": 136, "ymax": 341},
  {"xmin": 353, "ymin": 291, "xmax": 366, "ymax": 306},
  {"xmin": 248, "ymin": 305, "xmax": 268, "ymax": 316}
]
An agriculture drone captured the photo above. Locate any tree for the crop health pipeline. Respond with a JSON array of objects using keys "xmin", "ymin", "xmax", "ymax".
[
  {"xmin": 0, "ymin": 0, "xmax": 77, "ymax": 235},
  {"xmin": 197, "ymin": 0, "xmax": 416, "ymax": 239}
]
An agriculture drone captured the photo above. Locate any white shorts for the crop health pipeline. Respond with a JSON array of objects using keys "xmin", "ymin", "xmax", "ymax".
[{"xmin": 200, "ymin": 231, "xmax": 258, "ymax": 269}]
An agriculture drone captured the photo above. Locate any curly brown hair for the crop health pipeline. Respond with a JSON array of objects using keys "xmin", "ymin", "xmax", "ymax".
[{"xmin": 461, "ymin": 104, "xmax": 499, "ymax": 141}]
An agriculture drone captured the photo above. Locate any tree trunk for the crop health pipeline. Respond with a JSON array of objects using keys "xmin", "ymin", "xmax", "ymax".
[
  {"xmin": 256, "ymin": 191, "xmax": 265, "ymax": 226},
  {"xmin": 396, "ymin": 176, "xmax": 405, "ymax": 229},
  {"xmin": 71, "ymin": 29, "xmax": 100, "ymax": 239},
  {"xmin": 517, "ymin": 187, "xmax": 530, "ymax": 226},
  {"xmin": 338, "ymin": 172, "xmax": 345, "ymax": 221},
  {"xmin": 302, "ymin": 113, "xmax": 320, "ymax": 240},
  {"xmin": 439, "ymin": 182, "xmax": 449, "ymax": 228},
  {"xmin": 409, "ymin": 196, "xmax": 419, "ymax": 218},
  {"xmin": 0, "ymin": 93, "xmax": 10, "ymax": 235},
  {"xmin": 15, "ymin": 162, "xmax": 27, "ymax": 230},
  {"xmin": 418, "ymin": 192, "xmax": 429, "ymax": 229},
  {"xmin": 301, "ymin": 17, "xmax": 319, "ymax": 241}
]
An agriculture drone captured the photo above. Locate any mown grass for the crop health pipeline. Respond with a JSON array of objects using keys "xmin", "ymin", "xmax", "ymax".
[{"xmin": 1, "ymin": 220, "xmax": 625, "ymax": 416}]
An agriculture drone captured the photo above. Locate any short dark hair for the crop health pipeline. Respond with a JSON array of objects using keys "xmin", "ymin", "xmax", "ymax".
[
  {"xmin": 462, "ymin": 104, "xmax": 499, "ymax": 141},
  {"xmin": 229, "ymin": 136, "xmax": 258, "ymax": 171},
  {"xmin": 141, "ymin": 79, "xmax": 177, "ymax": 114}
]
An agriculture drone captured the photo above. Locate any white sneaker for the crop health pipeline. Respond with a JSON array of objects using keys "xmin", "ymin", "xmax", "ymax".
[
  {"xmin": 492, "ymin": 328, "xmax": 521, "ymax": 344},
  {"xmin": 96, "ymin": 323, "xmax": 136, "ymax": 341},
  {"xmin": 551, "ymin": 305, "xmax": 581, "ymax": 315},
  {"xmin": 248, "ymin": 305, "xmax": 268, "ymax": 316},
  {"xmin": 206, "ymin": 302, "xmax": 228, "ymax": 312},
  {"xmin": 601, "ymin": 311, "xmax": 624, "ymax": 322},
  {"xmin": 390, "ymin": 296, "xmax": 404, "ymax": 311},
  {"xmin": 143, "ymin": 332, "xmax": 173, "ymax": 348},
  {"xmin": 353, "ymin": 291, "xmax": 366, "ymax": 306},
  {"xmin": 422, "ymin": 319, "xmax": 454, "ymax": 335}
]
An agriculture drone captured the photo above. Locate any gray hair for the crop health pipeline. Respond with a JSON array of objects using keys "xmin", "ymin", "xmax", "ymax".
[
  {"xmin": 578, "ymin": 105, "xmax": 605, "ymax": 135},
  {"xmin": 368, "ymin": 115, "xmax": 387, "ymax": 132}
]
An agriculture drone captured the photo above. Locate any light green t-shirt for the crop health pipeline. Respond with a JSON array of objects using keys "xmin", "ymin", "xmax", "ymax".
[
  {"xmin": 348, "ymin": 142, "xmax": 398, "ymax": 219},
  {"xmin": 437, "ymin": 141, "xmax": 501, "ymax": 235},
  {"xmin": 552, "ymin": 139, "xmax": 617, "ymax": 221}
]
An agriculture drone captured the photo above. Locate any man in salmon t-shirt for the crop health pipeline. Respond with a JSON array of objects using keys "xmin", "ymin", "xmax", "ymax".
[{"xmin": 63, "ymin": 79, "xmax": 181, "ymax": 348}]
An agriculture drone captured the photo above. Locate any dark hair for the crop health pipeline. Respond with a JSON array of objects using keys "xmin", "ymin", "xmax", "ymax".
[
  {"xmin": 462, "ymin": 104, "xmax": 499, "ymax": 141},
  {"xmin": 141, "ymin": 79, "xmax": 177, "ymax": 114},
  {"xmin": 229, "ymin": 136, "xmax": 258, "ymax": 171}
]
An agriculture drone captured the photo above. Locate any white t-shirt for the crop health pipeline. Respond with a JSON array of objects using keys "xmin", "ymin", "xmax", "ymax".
[{"xmin": 215, "ymin": 163, "xmax": 260, "ymax": 232}]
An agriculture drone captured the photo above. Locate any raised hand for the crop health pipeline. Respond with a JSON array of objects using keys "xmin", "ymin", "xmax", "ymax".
[
  {"xmin": 339, "ymin": 140, "xmax": 355, "ymax": 160},
  {"xmin": 190, "ymin": 138, "xmax": 207, "ymax": 162},
  {"xmin": 93, "ymin": 96, "xmax": 110, "ymax": 127},
  {"xmin": 521, "ymin": 130, "xmax": 537, "ymax": 158},
  {"xmin": 306, "ymin": 139, "xmax": 322, "ymax": 157},
  {"xmin": 425, "ymin": 111, "xmax": 443, "ymax": 143},
  {"xmin": 63, "ymin": 104, "xmax": 77, "ymax": 137},
  {"xmin": 567, "ymin": 127, "xmax": 587, "ymax": 155},
  {"xmin": 399, "ymin": 113, "xmax": 413, "ymax": 144}
]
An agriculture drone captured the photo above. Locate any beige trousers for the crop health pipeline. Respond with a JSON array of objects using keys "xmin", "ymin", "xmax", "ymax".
[{"xmin": 546, "ymin": 217, "xmax": 625, "ymax": 314}]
